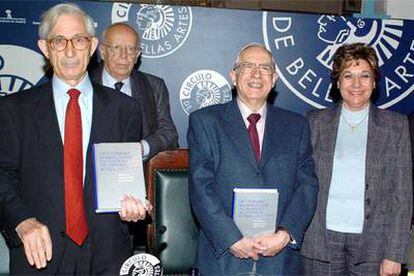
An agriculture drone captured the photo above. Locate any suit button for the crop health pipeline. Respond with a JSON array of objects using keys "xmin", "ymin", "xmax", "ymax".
[
  {"xmin": 60, "ymin": 231, "xmax": 66, "ymax": 237},
  {"xmin": 365, "ymin": 184, "xmax": 369, "ymax": 190},
  {"xmin": 366, "ymin": 199, "xmax": 371, "ymax": 205},
  {"xmin": 365, "ymin": 215, "xmax": 370, "ymax": 220}
]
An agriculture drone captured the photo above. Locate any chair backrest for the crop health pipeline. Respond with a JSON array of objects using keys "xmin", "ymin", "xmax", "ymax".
[
  {"xmin": 146, "ymin": 149, "xmax": 198, "ymax": 275},
  {"xmin": 0, "ymin": 233, "xmax": 9, "ymax": 274}
]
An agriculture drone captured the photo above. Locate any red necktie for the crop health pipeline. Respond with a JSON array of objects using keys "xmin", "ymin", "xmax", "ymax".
[
  {"xmin": 64, "ymin": 89, "xmax": 88, "ymax": 246},
  {"xmin": 247, "ymin": 113, "xmax": 261, "ymax": 163}
]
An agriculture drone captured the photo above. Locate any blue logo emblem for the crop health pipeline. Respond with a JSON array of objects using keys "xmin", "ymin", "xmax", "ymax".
[
  {"xmin": 112, "ymin": 4, "xmax": 192, "ymax": 58},
  {"xmin": 120, "ymin": 253, "xmax": 162, "ymax": 276},
  {"xmin": 180, "ymin": 70, "xmax": 232, "ymax": 115},
  {"xmin": 263, "ymin": 13, "xmax": 414, "ymax": 109},
  {"xmin": 0, "ymin": 45, "xmax": 47, "ymax": 96}
]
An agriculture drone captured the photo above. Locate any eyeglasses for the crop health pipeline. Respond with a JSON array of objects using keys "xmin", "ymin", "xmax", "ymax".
[
  {"xmin": 102, "ymin": 43, "xmax": 140, "ymax": 56},
  {"xmin": 340, "ymin": 72, "xmax": 374, "ymax": 84},
  {"xmin": 47, "ymin": 35, "xmax": 91, "ymax": 51},
  {"xmin": 234, "ymin": 62, "xmax": 275, "ymax": 75}
]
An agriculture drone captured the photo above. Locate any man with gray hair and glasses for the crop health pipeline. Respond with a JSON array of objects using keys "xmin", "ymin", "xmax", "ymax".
[
  {"xmin": 187, "ymin": 43, "xmax": 318, "ymax": 274},
  {"xmin": 0, "ymin": 3, "xmax": 149, "ymax": 274}
]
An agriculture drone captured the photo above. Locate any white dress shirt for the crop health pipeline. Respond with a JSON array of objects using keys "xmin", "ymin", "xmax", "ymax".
[{"xmin": 52, "ymin": 73, "xmax": 93, "ymax": 183}]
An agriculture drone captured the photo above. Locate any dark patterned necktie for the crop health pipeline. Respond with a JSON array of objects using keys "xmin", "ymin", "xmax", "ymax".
[
  {"xmin": 247, "ymin": 113, "xmax": 261, "ymax": 163},
  {"xmin": 64, "ymin": 89, "xmax": 88, "ymax": 246},
  {"xmin": 114, "ymin": 81, "xmax": 124, "ymax": 91}
]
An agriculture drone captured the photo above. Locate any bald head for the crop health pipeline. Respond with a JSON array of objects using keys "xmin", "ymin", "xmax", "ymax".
[
  {"xmin": 99, "ymin": 23, "xmax": 141, "ymax": 81},
  {"xmin": 102, "ymin": 23, "xmax": 139, "ymax": 45}
]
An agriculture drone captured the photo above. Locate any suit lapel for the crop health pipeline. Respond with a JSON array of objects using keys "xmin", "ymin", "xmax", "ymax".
[
  {"xmin": 260, "ymin": 106, "xmax": 284, "ymax": 169},
  {"xmin": 365, "ymin": 104, "xmax": 388, "ymax": 183},
  {"xmin": 90, "ymin": 65, "xmax": 103, "ymax": 85},
  {"xmin": 318, "ymin": 105, "xmax": 341, "ymax": 187},
  {"xmin": 85, "ymin": 85, "xmax": 114, "ymax": 191},
  {"xmin": 223, "ymin": 101, "xmax": 258, "ymax": 170},
  {"xmin": 130, "ymin": 71, "xmax": 155, "ymax": 137},
  {"xmin": 89, "ymin": 84, "xmax": 117, "ymax": 144},
  {"xmin": 130, "ymin": 71, "xmax": 144, "ymax": 101},
  {"xmin": 33, "ymin": 83, "xmax": 64, "ymax": 177}
]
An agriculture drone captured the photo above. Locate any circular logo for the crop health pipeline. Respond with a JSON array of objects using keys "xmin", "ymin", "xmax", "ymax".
[
  {"xmin": 112, "ymin": 4, "xmax": 192, "ymax": 58},
  {"xmin": 0, "ymin": 44, "xmax": 47, "ymax": 96},
  {"xmin": 180, "ymin": 69, "xmax": 232, "ymax": 115},
  {"xmin": 119, "ymin": 253, "xmax": 162, "ymax": 276},
  {"xmin": 263, "ymin": 13, "xmax": 414, "ymax": 109}
]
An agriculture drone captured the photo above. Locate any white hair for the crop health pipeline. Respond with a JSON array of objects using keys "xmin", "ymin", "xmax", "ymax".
[
  {"xmin": 38, "ymin": 3, "xmax": 95, "ymax": 39},
  {"xmin": 233, "ymin": 42, "xmax": 276, "ymax": 70}
]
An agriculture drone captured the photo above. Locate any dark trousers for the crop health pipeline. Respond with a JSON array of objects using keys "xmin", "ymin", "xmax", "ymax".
[
  {"xmin": 302, "ymin": 230, "xmax": 380, "ymax": 276},
  {"xmin": 56, "ymin": 237, "xmax": 92, "ymax": 275},
  {"xmin": 56, "ymin": 236, "xmax": 128, "ymax": 276}
]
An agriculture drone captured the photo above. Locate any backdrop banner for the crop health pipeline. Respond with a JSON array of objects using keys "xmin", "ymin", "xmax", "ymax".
[{"xmin": 1, "ymin": 1, "xmax": 413, "ymax": 146}]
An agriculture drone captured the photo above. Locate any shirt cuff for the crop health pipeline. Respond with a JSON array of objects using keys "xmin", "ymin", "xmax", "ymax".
[
  {"xmin": 141, "ymin": 139, "xmax": 150, "ymax": 159},
  {"xmin": 277, "ymin": 226, "xmax": 297, "ymax": 246}
]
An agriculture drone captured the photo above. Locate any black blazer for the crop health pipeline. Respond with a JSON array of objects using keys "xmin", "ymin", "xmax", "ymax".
[
  {"xmin": 90, "ymin": 66, "xmax": 178, "ymax": 159},
  {"xmin": 0, "ymin": 81, "xmax": 142, "ymax": 274}
]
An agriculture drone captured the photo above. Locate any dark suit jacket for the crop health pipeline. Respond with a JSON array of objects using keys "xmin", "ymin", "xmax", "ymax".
[
  {"xmin": 0, "ymin": 81, "xmax": 142, "ymax": 274},
  {"xmin": 90, "ymin": 66, "xmax": 178, "ymax": 159},
  {"xmin": 301, "ymin": 104, "xmax": 412, "ymax": 264},
  {"xmin": 187, "ymin": 100, "xmax": 319, "ymax": 275}
]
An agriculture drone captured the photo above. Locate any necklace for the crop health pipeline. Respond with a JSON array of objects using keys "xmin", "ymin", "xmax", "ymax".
[{"xmin": 341, "ymin": 112, "xmax": 368, "ymax": 133}]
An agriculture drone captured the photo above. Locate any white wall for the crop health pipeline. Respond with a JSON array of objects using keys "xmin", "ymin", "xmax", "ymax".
[{"xmin": 385, "ymin": 0, "xmax": 414, "ymax": 20}]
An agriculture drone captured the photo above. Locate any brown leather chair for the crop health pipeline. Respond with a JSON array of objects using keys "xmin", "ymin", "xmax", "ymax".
[{"xmin": 146, "ymin": 149, "xmax": 198, "ymax": 275}]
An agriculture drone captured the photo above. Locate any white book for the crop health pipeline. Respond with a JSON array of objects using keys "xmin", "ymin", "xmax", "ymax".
[
  {"xmin": 93, "ymin": 142, "xmax": 146, "ymax": 213},
  {"xmin": 232, "ymin": 188, "xmax": 279, "ymax": 238}
]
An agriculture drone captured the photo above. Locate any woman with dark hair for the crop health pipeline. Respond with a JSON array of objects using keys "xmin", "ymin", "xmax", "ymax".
[{"xmin": 301, "ymin": 43, "xmax": 412, "ymax": 276}]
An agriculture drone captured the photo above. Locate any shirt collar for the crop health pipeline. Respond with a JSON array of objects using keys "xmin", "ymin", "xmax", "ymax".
[
  {"xmin": 237, "ymin": 98, "xmax": 267, "ymax": 122},
  {"xmin": 102, "ymin": 67, "xmax": 131, "ymax": 90},
  {"xmin": 52, "ymin": 73, "xmax": 93, "ymax": 99}
]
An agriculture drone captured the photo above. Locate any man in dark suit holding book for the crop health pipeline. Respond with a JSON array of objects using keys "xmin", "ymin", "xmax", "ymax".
[
  {"xmin": 0, "ymin": 3, "xmax": 149, "ymax": 274},
  {"xmin": 187, "ymin": 43, "xmax": 319, "ymax": 275}
]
